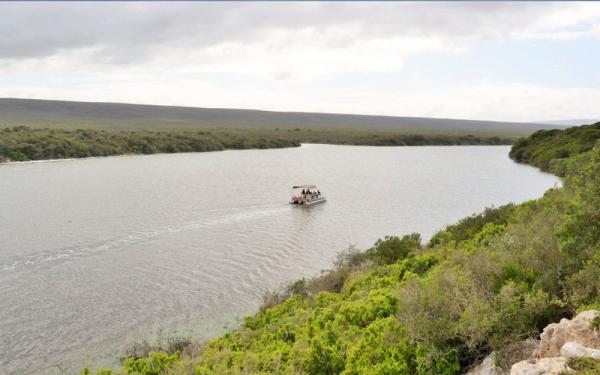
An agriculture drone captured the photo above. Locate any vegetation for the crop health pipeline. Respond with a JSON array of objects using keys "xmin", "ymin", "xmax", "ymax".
[
  {"xmin": 565, "ymin": 357, "xmax": 600, "ymax": 374},
  {"xmin": 0, "ymin": 126, "xmax": 299, "ymax": 162},
  {"xmin": 79, "ymin": 123, "xmax": 600, "ymax": 374},
  {"xmin": 0, "ymin": 126, "xmax": 516, "ymax": 163},
  {"xmin": 510, "ymin": 122, "xmax": 600, "ymax": 172},
  {"xmin": 0, "ymin": 97, "xmax": 563, "ymax": 136}
]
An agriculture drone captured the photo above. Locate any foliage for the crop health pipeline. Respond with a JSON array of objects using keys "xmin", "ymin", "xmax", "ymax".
[
  {"xmin": 81, "ymin": 125, "xmax": 600, "ymax": 374},
  {"xmin": 509, "ymin": 122, "xmax": 600, "ymax": 173},
  {"xmin": 428, "ymin": 204, "xmax": 515, "ymax": 247},
  {"xmin": 0, "ymin": 125, "xmax": 517, "ymax": 163},
  {"xmin": 0, "ymin": 126, "xmax": 299, "ymax": 162},
  {"xmin": 78, "ymin": 368, "xmax": 114, "ymax": 375},
  {"xmin": 365, "ymin": 234, "xmax": 421, "ymax": 265},
  {"xmin": 122, "ymin": 352, "xmax": 180, "ymax": 375},
  {"xmin": 566, "ymin": 357, "xmax": 600, "ymax": 374},
  {"xmin": 592, "ymin": 315, "xmax": 600, "ymax": 332}
]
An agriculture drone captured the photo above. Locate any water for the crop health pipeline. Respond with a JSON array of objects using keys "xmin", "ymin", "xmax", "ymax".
[{"xmin": 0, "ymin": 145, "xmax": 559, "ymax": 374}]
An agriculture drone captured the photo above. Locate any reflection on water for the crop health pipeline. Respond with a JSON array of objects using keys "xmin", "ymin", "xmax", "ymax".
[{"xmin": 0, "ymin": 145, "xmax": 559, "ymax": 373}]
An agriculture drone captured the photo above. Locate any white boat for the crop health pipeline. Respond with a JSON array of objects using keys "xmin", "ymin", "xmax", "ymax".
[{"xmin": 290, "ymin": 184, "xmax": 326, "ymax": 206}]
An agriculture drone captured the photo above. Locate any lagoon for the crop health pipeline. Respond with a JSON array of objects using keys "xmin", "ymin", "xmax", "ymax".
[{"xmin": 0, "ymin": 145, "xmax": 559, "ymax": 374}]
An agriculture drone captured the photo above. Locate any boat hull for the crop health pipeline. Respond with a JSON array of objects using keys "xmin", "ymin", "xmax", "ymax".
[{"xmin": 290, "ymin": 197, "xmax": 327, "ymax": 206}]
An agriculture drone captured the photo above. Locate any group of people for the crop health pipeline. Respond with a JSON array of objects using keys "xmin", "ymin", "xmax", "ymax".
[{"xmin": 301, "ymin": 188, "xmax": 321, "ymax": 199}]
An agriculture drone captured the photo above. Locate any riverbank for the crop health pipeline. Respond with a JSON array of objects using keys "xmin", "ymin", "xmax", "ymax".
[
  {"xmin": 0, "ymin": 126, "xmax": 300, "ymax": 163},
  {"xmin": 0, "ymin": 126, "xmax": 517, "ymax": 163},
  {"xmin": 77, "ymin": 123, "xmax": 600, "ymax": 375},
  {"xmin": 1, "ymin": 144, "xmax": 555, "ymax": 374}
]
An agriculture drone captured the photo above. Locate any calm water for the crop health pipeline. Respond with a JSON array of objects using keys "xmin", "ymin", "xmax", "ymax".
[{"xmin": 0, "ymin": 145, "xmax": 559, "ymax": 374}]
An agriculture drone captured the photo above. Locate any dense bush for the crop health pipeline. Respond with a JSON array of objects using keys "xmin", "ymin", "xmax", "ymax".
[
  {"xmin": 428, "ymin": 204, "xmax": 515, "ymax": 247},
  {"xmin": 80, "ymin": 125, "xmax": 600, "ymax": 375},
  {"xmin": 122, "ymin": 352, "xmax": 181, "ymax": 375},
  {"xmin": 509, "ymin": 122, "xmax": 600, "ymax": 173},
  {"xmin": 0, "ymin": 125, "xmax": 517, "ymax": 163},
  {"xmin": 0, "ymin": 126, "xmax": 300, "ymax": 162}
]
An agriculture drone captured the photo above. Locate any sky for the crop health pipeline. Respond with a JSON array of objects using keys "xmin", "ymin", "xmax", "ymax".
[{"xmin": 1, "ymin": 2, "xmax": 600, "ymax": 122}]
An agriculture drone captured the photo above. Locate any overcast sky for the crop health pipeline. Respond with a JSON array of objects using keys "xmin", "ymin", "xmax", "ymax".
[{"xmin": 1, "ymin": 2, "xmax": 600, "ymax": 122}]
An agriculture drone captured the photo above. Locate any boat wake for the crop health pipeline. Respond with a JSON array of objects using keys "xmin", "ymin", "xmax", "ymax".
[{"xmin": 1, "ymin": 204, "xmax": 288, "ymax": 273}]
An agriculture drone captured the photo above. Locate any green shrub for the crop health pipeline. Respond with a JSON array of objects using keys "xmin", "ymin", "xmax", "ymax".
[
  {"xmin": 566, "ymin": 357, "xmax": 600, "ymax": 374},
  {"xmin": 342, "ymin": 317, "xmax": 414, "ymax": 375},
  {"xmin": 78, "ymin": 368, "xmax": 114, "ymax": 375},
  {"xmin": 366, "ymin": 234, "xmax": 421, "ymax": 265},
  {"xmin": 122, "ymin": 352, "xmax": 180, "ymax": 375}
]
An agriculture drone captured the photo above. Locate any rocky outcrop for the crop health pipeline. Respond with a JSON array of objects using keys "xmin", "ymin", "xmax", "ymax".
[
  {"xmin": 505, "ymin": 310, "xmax": 600, "ymax": 374},
  {"xmin": 560, "ymin": 341, "xmax": 600, "ymax": 359},
  {"xmin": 509, "ymin": 357, "xmax": 570, "ymax": 375},
  {"xmin": 535, "ymin": 310, "xmax": 600, "ymax": 358},
  {"xmin": 466, "ymin": 352, "xmax": 506, "ymax": 375}
]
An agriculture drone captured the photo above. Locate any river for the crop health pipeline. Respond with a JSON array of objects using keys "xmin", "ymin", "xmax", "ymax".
[{"xmin": 0, "ymin": 145, "xmax": 559, "ymax": 373}]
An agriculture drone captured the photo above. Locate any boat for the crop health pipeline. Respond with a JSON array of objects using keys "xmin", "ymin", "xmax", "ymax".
[{"xmin": 290, "ymin": 184, "xmax": 326, "ymax": 206}]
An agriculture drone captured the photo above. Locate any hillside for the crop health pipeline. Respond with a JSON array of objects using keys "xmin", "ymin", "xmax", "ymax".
[
  {"xmin": 78, "ymin": 124, "xmax": 600, "ymax": 375},
  {"xmin": 510, "ymin": 122, "xmax": 600, "ymax": 172},
  {"xmin": 0, "ymin": 98, "xmax": 565, "ymax": 136}
]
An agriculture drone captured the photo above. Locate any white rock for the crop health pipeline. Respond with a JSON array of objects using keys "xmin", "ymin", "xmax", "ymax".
[
  {"xmin": 536, "ymin": 310, "xmax": 600, "ymax": 358},
  {"xmin": 560, "ymin": 341, "xmax": 600, "ymax": 359},
  {"xmin": 509, "ymin": 357, "xmax": 570, "ymax": 375},
  {"xmin": 466, "ymin": 352, "xmax": 506, "ymax": 375}
]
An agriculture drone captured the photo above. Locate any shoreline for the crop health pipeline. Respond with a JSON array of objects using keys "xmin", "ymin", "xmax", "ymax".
[
  {"xmin": 0, "ymin": 142, "xmax": 519, "ymax": 166},
  {"xmin": 74, "ymin": 124, "xmax": 598, "ymax": 374}
]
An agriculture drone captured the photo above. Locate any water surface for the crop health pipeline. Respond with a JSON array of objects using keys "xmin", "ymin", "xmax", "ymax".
[{"xmin": 0, "ymin": 145, "xmax": 559, "ymax": 373}]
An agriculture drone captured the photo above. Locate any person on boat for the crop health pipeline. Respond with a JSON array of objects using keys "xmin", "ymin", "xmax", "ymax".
[{"xmin": 301, "ymin": 189, "xmax": 306, "ymax": 195}]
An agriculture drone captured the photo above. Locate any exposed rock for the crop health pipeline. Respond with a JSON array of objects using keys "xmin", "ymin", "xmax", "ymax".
[
  {"xmin": 560, "ymin": 341, "xmax": 600, "ymax": 359},
  {"xmin": 535, "ymin": 310, "xmax": 600, "ymax": 358},
  {"xmin": 509, "ymin": 357, "xmax": 571, "ymax": 375},
  {"xmin": 466, "ymin": 352, "xmax": 506, "ymax": 375},
  {"xmin": 470, "ymin": 312, "xmax": 600, "ymax": 374}
]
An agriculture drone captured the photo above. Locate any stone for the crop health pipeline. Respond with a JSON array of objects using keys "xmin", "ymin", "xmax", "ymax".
[
  {"xmin": 560, "ymin": 341, "xmax": 600, "ymax": 359},
  {"xmin": 535, "ymin": 310, "xmax": 600, "ymax": 358},
  {"xmin": 509, "ymin": 357, "xmax": 570, "ymax": 375},
  {"xmin": 466, "ymin": 352, "xmax": 506, "ymax": 375}
]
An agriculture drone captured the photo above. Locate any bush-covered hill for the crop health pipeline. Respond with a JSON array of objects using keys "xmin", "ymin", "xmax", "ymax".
[
  {"xmin": 80, "ymin": 124, "xmax": 600, "ymax": 375},
  {"xmin": 509, "ymin": 122, "xmax": 600, "ymax": 173}
]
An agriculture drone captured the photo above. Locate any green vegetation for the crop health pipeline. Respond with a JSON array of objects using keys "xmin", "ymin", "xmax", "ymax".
[
  {"xmin": 510, "ymin": 122, "xmax": 600, "ymax": 172},
  {"xmin": 0, "ymin": 97, "xmax": 570, "ymax": 163},
  {"xmin": 566, "ymin": 357, "xmax": 600, "ymax": 374},
  {"xmin": 0, "ymin": 126, "xmax": 299, "ymax": 162},
  {"xmin": 80, "ymin": 123, "xmax": 600, "ymax": 375},
  {"xmin": 0, "ymin": 126, "xmax": 516, "ymax": 163}
]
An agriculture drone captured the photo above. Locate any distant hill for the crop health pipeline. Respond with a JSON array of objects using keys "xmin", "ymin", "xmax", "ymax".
[{"xmin": 0, "ymin": 98, "xmax": 566, "ymax": 136}]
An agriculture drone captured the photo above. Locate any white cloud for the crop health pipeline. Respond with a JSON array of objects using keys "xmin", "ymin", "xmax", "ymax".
[
  {"xmin": 1, "ymin": 2, "xmax": 600, "ymax": 121},
  {"xmin": 2, "ymin": 2, "xmax": 598, "ymax": 62},
  {"xmin": 373, "ymin": 83, "xmax": 600, "ymax": 122}
]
